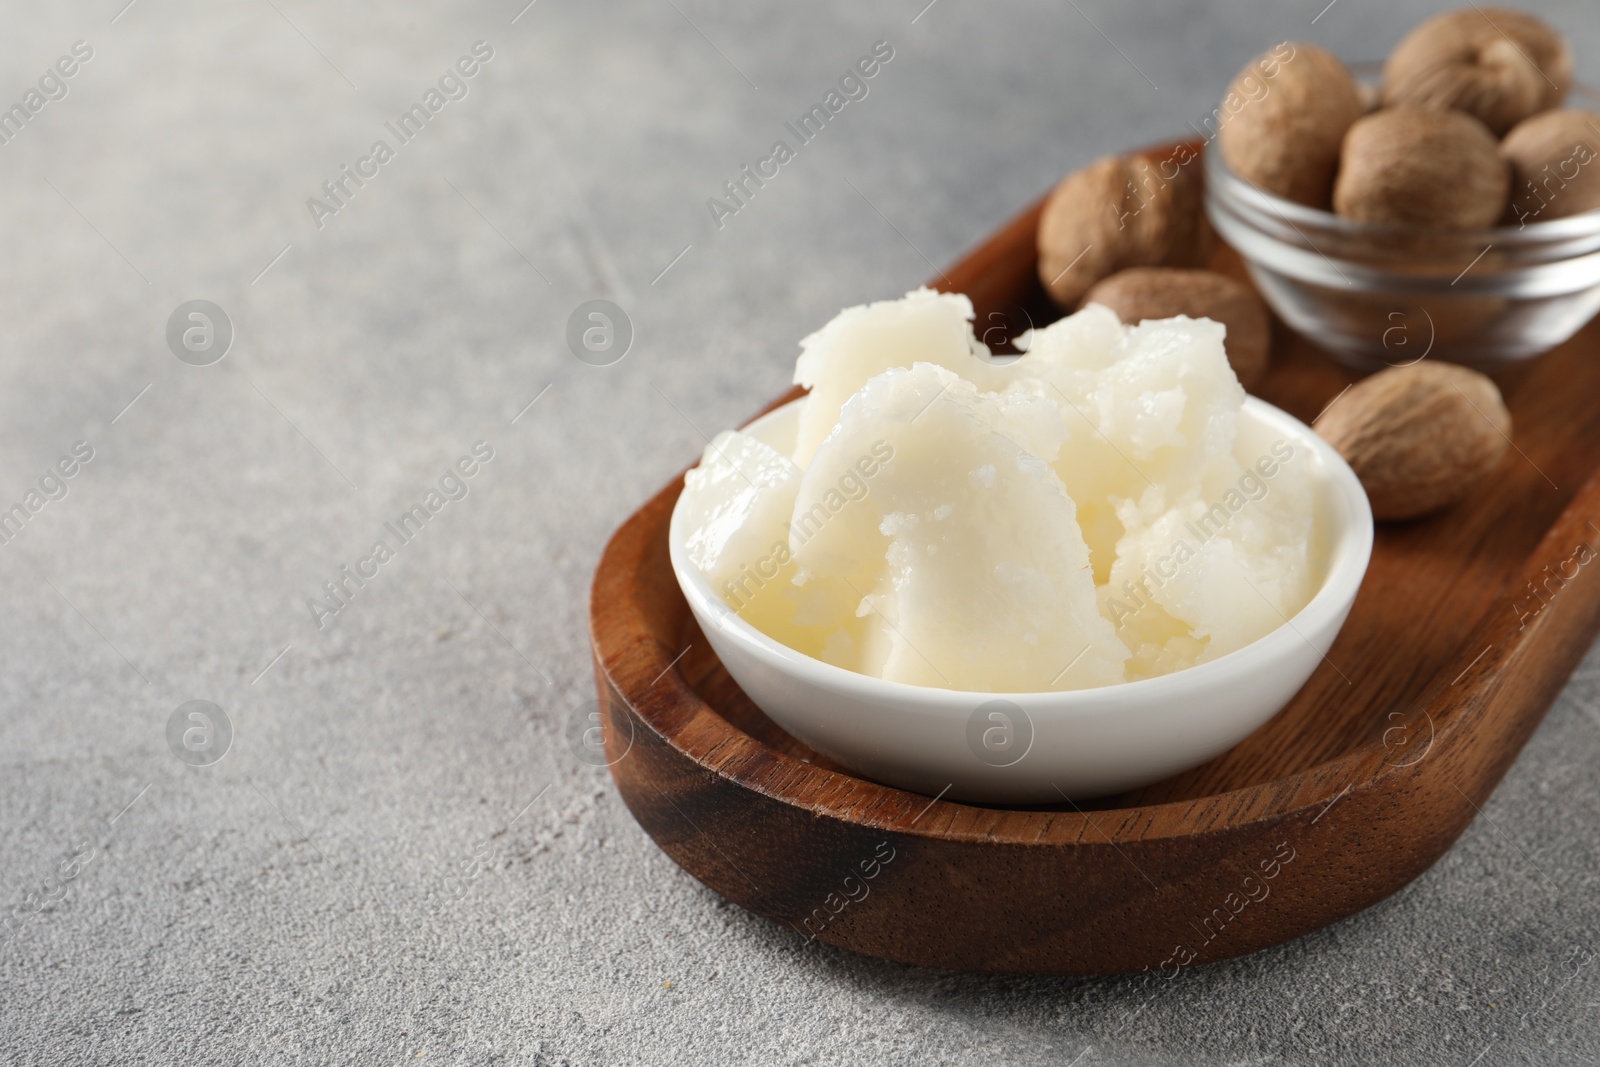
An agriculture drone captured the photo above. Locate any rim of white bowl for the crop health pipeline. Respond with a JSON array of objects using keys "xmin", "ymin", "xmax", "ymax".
[{"xmin": 668, "ymin": 395, "xmax": 1374, "ymax": 719}]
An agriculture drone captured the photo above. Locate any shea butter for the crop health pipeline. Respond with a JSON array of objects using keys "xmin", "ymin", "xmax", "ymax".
[{"xmin": 680, "ymin": 289, "xmax": 1317, "ymax": 692}]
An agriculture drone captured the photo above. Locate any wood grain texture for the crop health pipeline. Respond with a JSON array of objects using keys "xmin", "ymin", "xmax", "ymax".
[{"xmin": 589, "ymin": 141, "xmax": 1600, "ymax": 975}]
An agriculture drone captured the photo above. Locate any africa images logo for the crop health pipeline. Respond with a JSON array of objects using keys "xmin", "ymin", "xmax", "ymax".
[
  {"xmin": 166, "ymin": 700, "xmax": 232, "ymax": 767},
  {"xmin": 305, "ymin": 41, "xmax": 495, "ymax": 230}
]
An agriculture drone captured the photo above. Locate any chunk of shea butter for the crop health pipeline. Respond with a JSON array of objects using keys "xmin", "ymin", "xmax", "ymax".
[
  {"xmin": 791, "ymin": 363, "xmax": 1129, "ymax": 692},
  {"xmin": 679, "ymin": 430, "xmax": 869, "ymax": 663},
  {"xmin": 1083, "ymin": 317, "xmax": 1245, "ymax": 495},
  {"xmin": 792, "ymin": 287, "xmax": 997, "ymax": 467},
  {"xmin": 1104, "ymin": 437, "xmax": 1314, "ymax": 679},
  {"xmin": 1083, "ymin": 319, "xmax": 1313, "ymax": 678},
  {"xmin": 1006, "ymin": 311, "xmax": 1247, "ymax": 583},
  {"xmin": 681, "ymin": 430, "xmax": 799, "ymax": 602}
]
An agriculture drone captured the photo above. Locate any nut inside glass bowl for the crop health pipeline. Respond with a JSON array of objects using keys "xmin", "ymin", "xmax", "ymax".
[{"xmin": 1203, "ymin": 79, "xmax": 1600, "ymax": 370}]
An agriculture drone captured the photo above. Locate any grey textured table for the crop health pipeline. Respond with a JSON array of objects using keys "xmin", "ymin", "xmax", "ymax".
[{"xmin": 1, "ymin": 1, "xmax": 1596, "ymax": 1064}]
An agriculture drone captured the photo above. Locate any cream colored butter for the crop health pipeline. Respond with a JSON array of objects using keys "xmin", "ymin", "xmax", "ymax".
[{"xmin": 678, "ymin": 288, "xmax": 1316, "ymax": 691}]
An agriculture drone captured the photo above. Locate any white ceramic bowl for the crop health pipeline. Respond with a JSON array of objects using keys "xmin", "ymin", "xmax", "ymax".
[{"xmin": 669, "ymin": 396, "xmax": 1373, "ymax": 803}]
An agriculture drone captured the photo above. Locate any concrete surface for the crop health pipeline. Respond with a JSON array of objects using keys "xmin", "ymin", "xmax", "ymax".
[{"xmin": 0, "ymin": 0, "xmax": 1597, "ymax": 1063}]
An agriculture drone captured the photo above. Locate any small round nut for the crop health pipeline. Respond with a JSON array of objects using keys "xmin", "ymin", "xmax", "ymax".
[
  {"xmin": 1216, "ymin": 42, "xmax": 1365, "ymax": 209},
  {"xmin": 1313, "ymin": 361, "xmax": 1511, "ymax": 521},
  {"xmin": 1081, "ymin": 267, "xmax": 1271, "ymax": 390},
  {"xmin": 1333, "ymin": 106, "xmax": 1510, "ymax": 229},
  {"xmin": 1036, "ymin": 147, "xmax": 1212, "ymax": 309},
  {"xmin": 1501, "ymin": 108, "xmax": 1600, "ymax": 225},
  {"xmin": 1382, "ymin": 7, "xmax": 1572, "ymax": 136}
]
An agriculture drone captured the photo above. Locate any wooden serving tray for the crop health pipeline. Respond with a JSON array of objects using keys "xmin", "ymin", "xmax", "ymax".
[{"xmin": 589, "ymin": 158, "xmax": 1600, "ymax": 975}]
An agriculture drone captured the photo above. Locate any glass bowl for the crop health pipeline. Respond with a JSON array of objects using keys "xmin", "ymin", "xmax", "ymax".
[{"xmin": 1204, "ymin": 86, "xmax": 1600, "ymax": 370}]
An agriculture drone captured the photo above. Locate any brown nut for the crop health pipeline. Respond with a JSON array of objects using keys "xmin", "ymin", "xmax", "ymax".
[
  {"xmin": 1216, "ymin": 42, "xmax": 1364, "ymax": 208},
  {"xmin": 1036, "ymin": 146, "xmax": 1212, "ymax": 309},
  {"xmin": 1502, "ymin": 108, "xmax": 1600, "ymax": 225},
  {"xmin": 1313, "ymin": 361, "xmax": 1511, "ymax": 521},
  {"xmin": 1081, "ymin": 267, "xmax": 1271, "ymax": 390},
  {"xmin": 1382, "ymin": 7, "xmax": 1572, "ymax": 135},
  {"xmin": 1333, "ymin": 106, "xmax": 1510, "ymax": 229}
]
